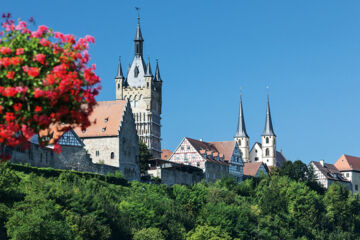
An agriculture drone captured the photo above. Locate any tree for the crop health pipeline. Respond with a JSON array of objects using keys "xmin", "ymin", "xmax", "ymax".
[
  {"xmin": 0, "ymin": 14, "xmax": 100, "ymax": 158},
  {"xmin": 133, "ymin": 227, "xmax": 165, "ymax": 240},
  {"xmin": 139, "ymin": 141, "xmax": 152, "ymax": 175},
  {"xmin": 186, "ymin": 225, "xmax": 232, "ymax": 240}
]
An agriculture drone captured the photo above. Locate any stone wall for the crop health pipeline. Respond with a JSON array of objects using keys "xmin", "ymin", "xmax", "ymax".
[
  {"xmin": 10, "ymin": 144, "xmax": 119, "ymax": 176},
  {"xmin": 148, "ymin": 167, "xmax": 203, "ymax": 186},
  {"xmin": 205, "ymin": 161, "xmax": 229, "ymax": 182}
]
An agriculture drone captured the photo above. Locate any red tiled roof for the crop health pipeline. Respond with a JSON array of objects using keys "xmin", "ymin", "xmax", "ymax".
[
  {"xmin": 334, "ymin": 154, "xmax": 360, "ymax": 172},
  {"xmin": 161, "ymin": 149, "xmax": 173, "ymax": 160},
  {"xmin": 74, "ymin": 100, "xmax": 127, "ymax": 138},
  {"xmin": 210, "ymin": 141, "xmax": 236, "ymax": 161},
  {"xmin": 243, "ymin": 162, "xmax": 263, "ymax": 176}
]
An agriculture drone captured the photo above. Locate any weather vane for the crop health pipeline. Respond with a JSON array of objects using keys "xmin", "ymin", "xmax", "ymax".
[{"xmin": 135, "ymin": 7, "xmax": 140, "ymax": 18}]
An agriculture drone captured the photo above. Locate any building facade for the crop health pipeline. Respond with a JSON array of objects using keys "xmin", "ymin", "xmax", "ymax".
[
  {"xmin": 334, "ymin": 154, "xmax": 360, "ymax": 195},
  {"xmin": 115, "ymin": 16, "xmax": 162, "ymax": 158},
  {"xmin": 74, "ymin": 100, "xmax": 140, "ymax": 181},
  {"xmin": 234, "ymin": 95, "xmax": 285, "ymax": 168},
  {"xmin": 168, "ymin": 137, "xmax": 243, "ymax": 182},
  {"xmin": 310, "ymin": 160, "xmax": 351, "ymax": 190}
]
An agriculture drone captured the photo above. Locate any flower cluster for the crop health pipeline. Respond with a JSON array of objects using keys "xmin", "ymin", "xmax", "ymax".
[{"xmin": 0, "ymin": 14, "xmax": 101, "ymax": 159}]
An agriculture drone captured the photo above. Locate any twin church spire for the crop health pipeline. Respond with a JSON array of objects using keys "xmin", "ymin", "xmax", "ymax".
[{"xmin": 235, "ymin": 94, "xmax": 276, "ymax": 139}]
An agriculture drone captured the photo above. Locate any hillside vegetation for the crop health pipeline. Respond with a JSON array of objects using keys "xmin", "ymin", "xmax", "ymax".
[{"xmin": 0, "ymin": 162, "xmax": 360, "ymax": 240}]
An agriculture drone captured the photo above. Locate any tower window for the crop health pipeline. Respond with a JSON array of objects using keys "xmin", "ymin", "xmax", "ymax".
[
  {"xmin": 134, "ymin": 66, "xmax": 139, "ymax": 77},
  {"xmin": 96, "ymin": 151, "xmax": 99, "ymax": 156},
  {"xmin": 118, "ymin": 83, "xmax": 120, "ymax": 89},
  {"xmin": 266, "ymin": 148, "xmax": 270, "ymax": 156},
  {"xmin": 238, "ymin": 139, "xmax": 241, "ymax": 146},
  {"xmin": 266, "ymin": 137, "xmax": 269, "ymax": 144},
  {"xmin": 110, "ymin": 152, "xmax": 114, "ymax": 159},
  {"xmin": 147, "ymin": 82, "xmax": 149, "ymax": 88}
]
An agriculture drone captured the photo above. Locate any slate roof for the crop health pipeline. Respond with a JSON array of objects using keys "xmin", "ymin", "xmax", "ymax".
[
  {"xmin": 234, "ymin": 95, "xmax": 249, "ymax": 138},
  {"xmin": 243, "ymin": 162, "xmax": 265, "ymax": 176},
  {"xmin": 74, "ymin": 100, "xmax": 127, "ymax": 138},
  {"xmin": 334, "ymin": 154, "xmax": 360, "ymax": 172},
  {"xmin": 311, "ymin": 161, "xmax": 349, "ymax": 182},
  {"xmin": 262, "ymin": 97, "xmax": 276, "ymax": 136},
  {"xmin": 161, "ymin": 149, "xmax": 173, "ymax": 160}
]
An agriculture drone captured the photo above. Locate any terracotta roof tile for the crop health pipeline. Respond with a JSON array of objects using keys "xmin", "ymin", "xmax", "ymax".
[
  {"xmin": 210, "ymin": 141, "xmax": 236, "ymax": 161},
  {"xmin": 74, "ymin": 100, "xmax": 127, "ymax": 138},
  {"xmin": 334, "ymin": 154, "xmax": 360, "ymax": 172},
  {"xmin": 161, "ymin": 149, "xmax": 173, "ymax": 160},
  {"xmin": 243, "ymin": 162, "xmax": 263, "ymax": 176}
]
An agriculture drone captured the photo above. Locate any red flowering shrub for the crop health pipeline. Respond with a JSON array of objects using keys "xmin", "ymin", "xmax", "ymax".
[{"xmin": 0, "ymin": 14, "xmax": 101, "ymax": 159}]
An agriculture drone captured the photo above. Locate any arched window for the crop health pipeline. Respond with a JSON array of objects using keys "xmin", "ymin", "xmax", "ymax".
[
  {"xmin": 238, "ymin": 139, "xmax": 241, "ymax": 146},
  {"xmin": 111, "ymin": 152, "xmax": 114, "ymax": 159},
  {"xmin": 134, "ymin": 66, "xmax": 139, "ymax": 77},
  {"xmin": 266, "ymin": 148, "xmax": 270, "ymax": 156},
  {"xmin": 266, "ymin": 137, "xmax": 269, "ymax": 144}
]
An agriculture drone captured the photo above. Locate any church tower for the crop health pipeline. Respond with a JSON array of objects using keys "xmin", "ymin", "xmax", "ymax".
[
  {"xmin": 261, "ymin": 96, "xmax": 276, "ymax": 167},
  {"xmin": 115, "ymin": 15, "xmax": 162, "ymax": 158},
  {"xmin": 234, "ymin": 94, "xmax": 250, "ymax": 162}
]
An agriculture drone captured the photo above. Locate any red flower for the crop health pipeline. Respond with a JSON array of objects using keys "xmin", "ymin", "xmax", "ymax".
[
  {"xmin": 6, "ymin": 71, "xmax": 15, "ymax": 79},
  {"xmin": 39, "ymin": 38, "xmax": 50, "ymax": 47},
  {"xmin": 26, "ymin": 67, "xmax": 40, "ymax": 77},
  {"xmin": 0, "ymin": 47, "xmax": 12, "ymax": 55},
  {"xmin": 53, "ymin": 144, "xmax": 62, "ymax": 153},
  {"xmin": 0, "ymin": 105, "xmax": 3, "ymax": 114},
  {"xmin": 34, "ymin": 106, "xmax": 42, "ymax": 112},
  {"xmin": 9, "ymin": 57, "xmax": 22, "ymax": 66},
  {"xmin": 13, "ymin": 103, "xmax": 22, "ymax": 111},
  {"xmin": 34, "ymin": 54, "xmax": 46, "ymax": 64},
  {"xmin": 16, "ymin": 48, "xmax": 24, "ymax": 55},
  {"xmin": 4, "ymin": 112, "xmax": 15, "ymax": 122}
]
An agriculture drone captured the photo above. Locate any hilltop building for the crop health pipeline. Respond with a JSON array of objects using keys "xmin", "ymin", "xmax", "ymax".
[
  {"xmin": 334, "ymin": 154, "xmax": 360, "ymax": 195},
  {"xmin": 243, "ymin": 162, "xmax": 268, "ymax": 178},
  {"xmin": 115, "ymin": 15, "xmax": 162, "ymax": 158},
  {"xmin": 310, "ymin": 160, "xmax": 351, "ymax": 190},
  {"xmin": 234, "ymin": 95, "xmax": 286, "ymax": 168},
  {"xmin": 168, "ymin": 137, "xmax": 243, "ymax": 182},
  {"xmin": 74, "ymin": 100, "xmax": 140, "ymax": 181}
]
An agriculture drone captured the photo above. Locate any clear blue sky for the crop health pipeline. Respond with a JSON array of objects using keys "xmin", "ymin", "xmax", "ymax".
[{"xmin": 4, "ymin": 0, "xmax": 360, "ymax": 164}]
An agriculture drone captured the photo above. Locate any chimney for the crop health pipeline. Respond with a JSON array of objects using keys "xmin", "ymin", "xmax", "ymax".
[{"xmin": 320, "ymin": 159, "xmax": 324, "ymax": 167}]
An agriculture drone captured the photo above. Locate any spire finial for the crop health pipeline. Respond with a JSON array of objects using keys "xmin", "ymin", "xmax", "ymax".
[
  {"xmin": 234, "ymin": 90, "xmax": 249, "ymax": 138},
  {"xmin": 135, "ymin": 7, "xmax": 140, "ymax": 24},
  {"xmin": 145, "ymin": 56, "xmax": 153, "ymax": 77},
  {"xmin": 115, "ymin": 56, "xmax": 124, "ymax": 79}
]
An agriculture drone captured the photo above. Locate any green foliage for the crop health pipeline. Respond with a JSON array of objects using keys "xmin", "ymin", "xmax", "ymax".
[
  {"xmin": 186, "ymin": 225, "xmax": 232, "ymax": 240},
  {"xmin": 133, "ymin": 227, "xmax": 165, "ymax": 240},
  {"xmin": 0, "ymin": 162, "xmax": 360, "ymax": 240},
  {"xmin": 139, "ymin": 141, "xmax": 152, "ymax": 175}
]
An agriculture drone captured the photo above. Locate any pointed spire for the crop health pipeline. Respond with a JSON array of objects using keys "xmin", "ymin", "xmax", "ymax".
[
  {"xmin": 154, "ymin": 59, "xmax": 162, "ymax": 81},
  {"xmin": 145, "ymin": 57, "xmax": 153, "ymax": 77},
  {"xmin": 134, "ymin": 8, "xmax": 144, "ymax": 57},
  {"xmin": 262, "ymin": 96, "xmax": 276, "ymax": 136},
  {"xmin": 115, "ymin": 57, "xmax": 124, "ymax": 79},
  {"xmin": 235, "ymin": 92, "xmax": 249, "ymax": 138}
]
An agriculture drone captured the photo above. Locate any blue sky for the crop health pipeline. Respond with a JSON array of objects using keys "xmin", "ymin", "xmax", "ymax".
[{"xmin": 4, "ymin": 0, "xmax": 360, "ymax": 164}]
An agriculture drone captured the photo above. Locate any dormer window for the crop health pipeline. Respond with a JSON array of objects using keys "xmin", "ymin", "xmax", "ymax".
[
  {"xmin": 82, "ymin": 129, "xmax": 86, "ymax": 133},
  {"xmin": 104, "ymin": 118, "xmax": 109, "ymax": 123},
  {"xmin": 134, "ymin": 66, "xmax": 139, "ymax": 77},
  {"xmin": 101, "ymin": 127, "xmax": 106, "ymax": 132}
]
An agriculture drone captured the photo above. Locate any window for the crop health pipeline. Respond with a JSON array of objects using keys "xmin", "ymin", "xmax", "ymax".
[
  {"xmin": 266, "ymin": 148, "xmax": 270, "ymax": 156},
  {"xmin": 197, "ymin": 162, "xmax": 200, "ymax": 167},
  {"xmin": 134, "ymin": 66, "xmax": 139, "ymax": 77},
  {"xmin": 147, "ymin": 82, "xmax": 149, "ymax": 88},
  {"xmin": 255, "ymin": 150, "xmax": 257, "ymax": 153},
  {"xmin": 181, "ymin": 146, "xmax": 184, "ymax": 150},
  {"xmin": 356, "ymin": 185, "xmax": 359, "ymax": 191},
  {"xmin": 187, "ymin": 146, "xmax": 190, "ymax": 150},
  {"xmin": 184, "ymin": 154, "xmax": 188, "ymax": 161},
  {"xmin": 266, "ymin": 137, "xmax": 269, "ymax": 144},
  {"xmin": 110, "ymin": 152, "xmax": 114, "ymax": 159},
  {"xmin": 238, "ymin": 139, "xmax": 241, "ymax": 146},
  {"xmin": 346, "ymin": 173, "xmax": 349, "ymax": 177},
  {"xmin": 118, "ymin": 83, "xmax": 120, "ymax": 89},
  {"xmin": 96, "ymin": 151, "xmax": 99, "ymax": 156},
  {"xmin": 255, "ymin": 157, "xmax": 258, "ymax": 161}
]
